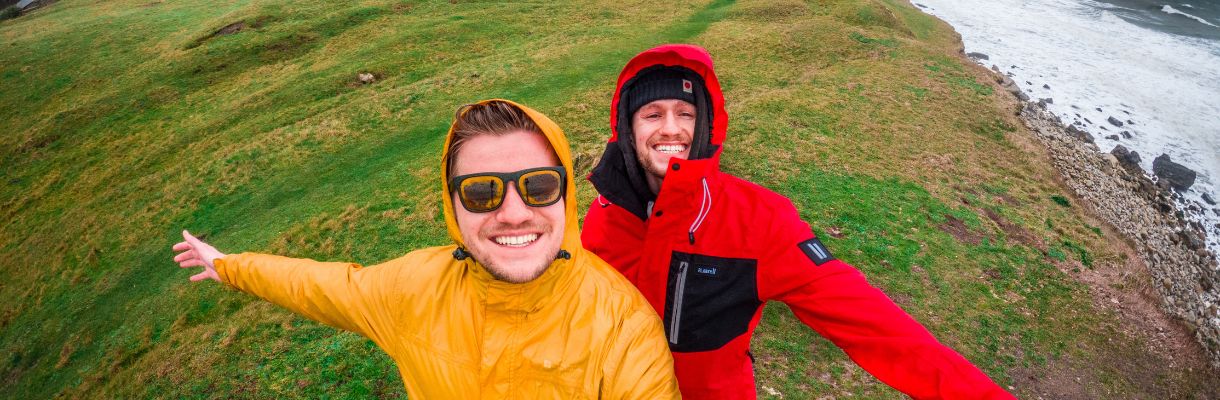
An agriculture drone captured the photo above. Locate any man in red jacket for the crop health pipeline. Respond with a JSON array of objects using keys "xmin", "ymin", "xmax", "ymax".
[{"xmin": 581, "ymin": 44, "xmax": 1014, "ymax": 399}]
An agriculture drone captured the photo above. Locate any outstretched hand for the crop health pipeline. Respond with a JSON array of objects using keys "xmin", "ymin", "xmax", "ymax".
[{"xmin": 172, "ymin": 230, "xmax": 227, "ymax": 282}]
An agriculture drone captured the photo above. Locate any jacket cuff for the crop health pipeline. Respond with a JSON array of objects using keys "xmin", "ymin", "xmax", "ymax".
[{"xmin": 213, "ymin": 253, "xmax": 243, "ymax": 285}]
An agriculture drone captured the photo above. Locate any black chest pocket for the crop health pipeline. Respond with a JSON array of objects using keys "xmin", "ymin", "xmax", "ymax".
[{"xmin": 663, "ymin": 251, "xmax": 761, "ymax": 352}]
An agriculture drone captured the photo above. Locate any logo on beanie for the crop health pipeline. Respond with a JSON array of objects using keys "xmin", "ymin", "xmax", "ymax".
[{"xmin": 682, "ymin": 79, "xmax": 693, "ymax": 94}]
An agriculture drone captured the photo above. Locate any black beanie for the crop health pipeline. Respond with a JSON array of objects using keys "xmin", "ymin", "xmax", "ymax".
[{"xmin": 623, "ymin": 68, "xmax": 699, "ymax": 118}]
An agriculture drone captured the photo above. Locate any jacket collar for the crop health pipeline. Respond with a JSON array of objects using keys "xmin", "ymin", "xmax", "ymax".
[{"xmin": 464, "ymin": 254, "xmax": 578, "ymax": 314}]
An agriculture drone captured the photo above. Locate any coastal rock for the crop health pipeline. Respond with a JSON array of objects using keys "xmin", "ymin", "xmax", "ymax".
[
  {"xmin": 1108, "ymin": 116, "xmax": 1124, "ymax": 127},
  {"xmin": 1121, "ymin": 130, "xmax": 1132, "ymax": 139},
  {"xmin": 1105, "ymin": 134, "xmax": 1119, "ymax": 140},
  {"xmin": 1066, "ymin": 125, "xmax": 1094, "ymax": 143},
  {"xmin": 1043, "ymin": 83, "xmax": 1050, "ymax": 89},
  {"xmin": 1186, "ymin": 231, "xmax": 1206, "ymax": 251},
  {"xmin": 1017, "ymin": 91, "xmax": 1030, "ymax": 101},
  {"xmin": 1203, "ymin": 193, "xmax": 1216, "ymax": 206},
  {"xmin": 1153, "ymin": 154, "xmax": 1197, "ymax": 191},
  {"xmin": 967, "ymin": 52, "xmax": 989, "ymax": 60}
]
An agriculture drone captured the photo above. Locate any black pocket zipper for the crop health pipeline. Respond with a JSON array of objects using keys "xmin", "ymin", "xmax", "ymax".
[{"xmin": 669, "ymin": 261, "xmax": 689, "ymax": 345}]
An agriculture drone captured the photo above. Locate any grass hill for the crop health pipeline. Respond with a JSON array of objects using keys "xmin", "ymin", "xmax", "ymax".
[{"xmin": 2, "ymin": 0, "xmax": 1216, "ymax": 398}]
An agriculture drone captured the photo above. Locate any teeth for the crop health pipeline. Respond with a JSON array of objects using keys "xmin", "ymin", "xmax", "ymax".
[
  {"xmin": 494, "ymin": 233, "xmax": 539, "ymax": 247},
  {"xmin": 654, "ymin": 144, "xmax": 687, "ymax": 154}
]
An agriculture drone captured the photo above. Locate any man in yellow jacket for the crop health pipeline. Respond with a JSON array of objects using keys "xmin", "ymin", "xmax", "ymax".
[{"xmin": 171, "ymin": 99, "xmax": 680, "ymax": 399}]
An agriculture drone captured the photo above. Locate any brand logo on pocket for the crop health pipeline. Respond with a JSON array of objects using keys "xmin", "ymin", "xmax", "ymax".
[{"xmin": 694, "ymin": 266, "xmax": 718, "ymax": 277}]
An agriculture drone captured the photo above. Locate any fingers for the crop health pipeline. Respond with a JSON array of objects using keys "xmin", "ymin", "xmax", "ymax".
[
  {"xmin": 178, "ymin": 259, "xmax": 206, "ymax": 269},
  {"xmin": 182, "ymin": 230, "xmax": 200, "ymax": 246},
  {"xmin": 173, "ymin": 250, "xmax": 195, "ymax": 263},
  {"xmin": 189, "ymin": 271, "xmax": 211, "ymax": 282},
  {"xmin": 172, "ymin": 241, "xmax": 190, "ymax": 252}
]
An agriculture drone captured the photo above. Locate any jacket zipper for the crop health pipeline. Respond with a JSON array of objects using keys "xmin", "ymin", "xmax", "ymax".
[{"xmin": 669, "ymin": 261, "xmax": 689, "ymax": 344}]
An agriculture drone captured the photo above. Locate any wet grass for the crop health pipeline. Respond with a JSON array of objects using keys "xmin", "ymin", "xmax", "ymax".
[{"xmin": 2, "ymin": 0, "xmax": 1215, "ymax": 398}]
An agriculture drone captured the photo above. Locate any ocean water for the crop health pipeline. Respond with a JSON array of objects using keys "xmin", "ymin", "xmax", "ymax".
[{"xmin": 914, "ymin": 0, "xmax": 1220, "ymax": 255}]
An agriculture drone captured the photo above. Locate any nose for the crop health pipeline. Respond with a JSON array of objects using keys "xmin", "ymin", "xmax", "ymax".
[
  {"xmin": 661, "ymin": 111, "xmax": 684, "ymax": 136},
  {"xmin": 494, "ymin": 183, "xmax": 532, "ymax": 225}
]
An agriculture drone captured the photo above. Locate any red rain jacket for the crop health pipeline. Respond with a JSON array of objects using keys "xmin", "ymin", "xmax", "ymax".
[{"xmin": 582, "ymin": 44, "xmax": 1013, "ymax": 399}]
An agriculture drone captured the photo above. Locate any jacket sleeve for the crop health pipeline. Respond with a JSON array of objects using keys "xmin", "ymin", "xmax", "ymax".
[
  {"xmin": 758, "ymin": 202, "xmax": 1013, "ymax": 400},
  {"xmin": 214, "ymin": 252, "xmax": 396, "ymax": 344},
  {"xmin": 600, "ymin": 309, "xmax": 681, "ymax": 400}
]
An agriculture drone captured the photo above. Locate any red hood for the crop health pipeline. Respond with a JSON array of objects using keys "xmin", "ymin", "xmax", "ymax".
[{"xmin": 608, "ymin": 44, "xmax": 727, "ymax": 151}]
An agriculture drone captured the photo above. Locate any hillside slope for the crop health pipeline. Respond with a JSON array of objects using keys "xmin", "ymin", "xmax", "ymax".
[{"xmin": 1, "ymin": 0, "xmax": 1215, "ymax": 398}]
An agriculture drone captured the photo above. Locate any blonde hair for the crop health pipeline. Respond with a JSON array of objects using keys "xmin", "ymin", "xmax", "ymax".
[{"xmin": 447, "ymin": 101, "xmax": 544, "ymax": 177}]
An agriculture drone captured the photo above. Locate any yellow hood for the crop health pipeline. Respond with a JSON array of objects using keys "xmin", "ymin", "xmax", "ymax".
[{"xmin": 439, "ymin": 99, "xmax": 582, "ymax": 258}]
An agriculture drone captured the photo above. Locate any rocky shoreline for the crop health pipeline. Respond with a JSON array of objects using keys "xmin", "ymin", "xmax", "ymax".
[{"xmin": 993, "ymin": 71, "xmax": 1220, "ymax": 366}]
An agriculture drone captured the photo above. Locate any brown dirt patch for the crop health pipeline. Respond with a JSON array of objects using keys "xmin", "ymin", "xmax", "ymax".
[
  {"xmin": 982, "ymin": 208, "xmax": 1044, "ymax": 251},
  {"xmin": 1066, "ymin": 244, "xmax": 1215, "ymax": 375},
  {"xmin": 1007, "ymin": 361, "xmax": 1094, "ymax": 400},
  {"xmin": 186, "ymin": 21, "xmax": 246, "ymax": 49},
  {"xmin": 825, "ymin": 226, "xmax": 845, "ymax": 238},
  {"xmin": 186, "ymin": 17, "xmax": 272, "ymax": 49},
  {"xmin": 213, "ymin": 21, "xmax": 246, "ymax": 36},
  {"xmin": 938, "ymin": 215, "xmax": 983, "ymax": 245}
]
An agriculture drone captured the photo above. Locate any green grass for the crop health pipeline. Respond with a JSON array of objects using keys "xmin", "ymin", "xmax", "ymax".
[{"xmin": 2, "ymin": 0, "xmax": 1215, "ymax": 398}]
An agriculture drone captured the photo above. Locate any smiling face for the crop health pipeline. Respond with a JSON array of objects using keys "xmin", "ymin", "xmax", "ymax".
[
  {"xmin": 632, "ymin": 98, "xmax": 697, "ymax": 193},
  {"xmin": 451, "ymin": 130, "xmax": 565, "ymax": 283}
]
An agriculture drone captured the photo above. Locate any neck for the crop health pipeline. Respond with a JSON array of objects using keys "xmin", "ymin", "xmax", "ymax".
[{"xmin": 646, "ymin": 174, "xmax": 663, "ymax": 195}]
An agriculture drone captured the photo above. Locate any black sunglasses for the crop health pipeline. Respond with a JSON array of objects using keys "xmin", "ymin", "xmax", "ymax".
[{"xmin": 449, "ymin": 166, "xmax": 566, "ymax": 213}]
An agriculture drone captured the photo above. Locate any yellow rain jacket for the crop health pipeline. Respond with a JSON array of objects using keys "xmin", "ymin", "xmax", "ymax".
[{"xmin": 214, "ymin": 99, "xmax": 680, "ymax": 399}]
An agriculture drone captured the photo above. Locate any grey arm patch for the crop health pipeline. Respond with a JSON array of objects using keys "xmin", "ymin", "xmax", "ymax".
[{"xmin": 798, "ymin": 237, "xmax": 834, "ymax": 266}]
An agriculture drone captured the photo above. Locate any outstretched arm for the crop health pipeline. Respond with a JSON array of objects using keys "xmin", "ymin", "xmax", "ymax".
[
  {"xmin": 171, "ymin": 230, "xmax": 394, "ymax": 341},
  {"xmin": 760, "ymin": 205, "xmax": 1013, "ymax": 400}
]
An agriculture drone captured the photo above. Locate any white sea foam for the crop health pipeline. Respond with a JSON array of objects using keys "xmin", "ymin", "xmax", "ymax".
[
  {"xmin": 1163, "ymin": 5, "xmax": 1220, "ymax": 27},
  {"xmin": 916, "ymin": 0, "xmax": 1220, "ymax": 254}
]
